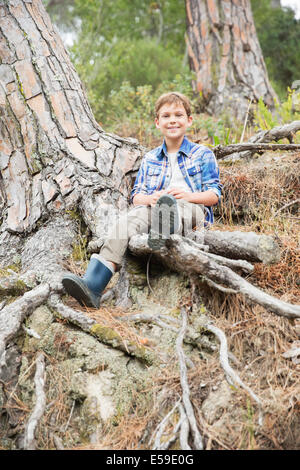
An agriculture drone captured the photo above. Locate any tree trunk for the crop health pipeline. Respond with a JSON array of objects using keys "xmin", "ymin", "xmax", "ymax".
[
  {"xmin": 185, "ymin": 0, "xmax": 277, "ymax": 120},
  {"xmin": 0, "ymin": 0, "xmax": 142, "ymax": 269}
]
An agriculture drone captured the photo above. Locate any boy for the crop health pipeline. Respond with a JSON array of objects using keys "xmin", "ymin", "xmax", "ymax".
[{"xmin": 62, "ymin": 92, "xmax": 222, "ymax": 308}]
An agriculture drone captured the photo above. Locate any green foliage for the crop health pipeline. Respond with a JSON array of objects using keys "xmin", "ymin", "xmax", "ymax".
[
  {"xmin": 65, "ymin": 0, "xmax": 188, "ymax": 124},
  {"xmin": 253, "ymin": 90, "xmax": 300, "ymax": 132},
  {"xmin": 74, "ymin": 39, "xmax": 186, "ymax": 123},
  {"xmin": 251, "ymin": 0, "xmax": 300, "ymax": 99}
]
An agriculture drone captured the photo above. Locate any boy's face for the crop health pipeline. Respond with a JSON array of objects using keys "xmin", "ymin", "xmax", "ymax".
[{"xmin": 155, "ymin": 102, "xmax": 193, "ymax": 142}]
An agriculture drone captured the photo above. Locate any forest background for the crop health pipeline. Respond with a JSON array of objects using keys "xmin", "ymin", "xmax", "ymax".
[{"xmin": 43, "ymin": 0, "xmax": 300, "ymax": 147}]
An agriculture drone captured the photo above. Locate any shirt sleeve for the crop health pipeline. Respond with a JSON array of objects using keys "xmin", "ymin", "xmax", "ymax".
[
  {"xmin": 130, "ymin": 157, "xmax": 148, "ymax": 203},
  {"xmin": 199, "ymin": 150, "xmax": 222, "ymax": 200}
]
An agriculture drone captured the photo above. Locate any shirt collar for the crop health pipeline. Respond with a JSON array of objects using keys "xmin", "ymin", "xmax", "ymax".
[{"xmin": 157, "ymin": 136, "xmax": 192, "ymax": 159}]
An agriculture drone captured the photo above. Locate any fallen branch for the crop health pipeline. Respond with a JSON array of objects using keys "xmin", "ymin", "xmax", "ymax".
[
  {"xmin": 203, "ymin": 230, "xmax": 280, "ymax": 265},
  {"xmin": 129, "ymin": 234, "xmax": 300, "ymax": 319},
  {"xmin": 23, "ymin": 352, "xmax": 46, "ymax": 450},
  {"xmin": 214, "ymin": 143, "xmax": 300, "ymax": 159},
  {"xmin": 214, "ymin": 120, "xmax": 300, "ymax": 160}
]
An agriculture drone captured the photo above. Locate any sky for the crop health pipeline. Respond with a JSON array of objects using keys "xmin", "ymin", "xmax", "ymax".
[{"xmin": 281, "ymin": 0, "xmax": 300, "ymax": 18}]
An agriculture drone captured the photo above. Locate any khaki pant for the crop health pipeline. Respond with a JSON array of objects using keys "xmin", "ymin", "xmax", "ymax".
[{"xmin": 99, "ymin": 199, "xmax": 205, "ymax": 267}]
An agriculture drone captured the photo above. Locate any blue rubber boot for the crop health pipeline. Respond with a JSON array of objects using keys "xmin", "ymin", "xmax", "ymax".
[{"xmin": 62, "ymin": 256, "xmax": 113, "ymax": 308}]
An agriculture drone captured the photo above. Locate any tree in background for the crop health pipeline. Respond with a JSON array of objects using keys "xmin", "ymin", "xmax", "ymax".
[
  {"xmin": 43, "ymin": 0, "xmax": 300, "ymax": 125},
  {"xmin": 185, "ymin": 0, "xmax": 277, "ymax": 120},
  {"xmin": 251, "ymin": 0, "xmax": 300, "ymax": 98},
  {"xmin": 68, "ymin": 0, "xmax": 188, "ymax": 122}
]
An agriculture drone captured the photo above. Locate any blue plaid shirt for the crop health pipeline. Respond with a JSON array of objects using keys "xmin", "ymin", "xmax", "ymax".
[{"xmin": 131, "ymin": 136, "xmax": 222, "ymax": 224}]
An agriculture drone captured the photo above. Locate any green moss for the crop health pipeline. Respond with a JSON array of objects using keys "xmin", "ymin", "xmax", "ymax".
[
  {"xmin": 15, "ymin": 71, "xmax": 25, "ymax": 99},
  {"xmin": 90, "ymin": 323, "xmax": 122, "ymax": 345},
  {"xmin": 0, "ymin": 277, "xmax": 28, "ymax": 297},
  {"xmin": 90, "ymin": 323, "xmax": 157, "ymax": 366}
]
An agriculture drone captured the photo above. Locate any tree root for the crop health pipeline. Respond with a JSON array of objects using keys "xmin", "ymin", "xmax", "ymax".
[
  {"xmin": 48, "ymin": 294, "xmax": 158, "ymax": 366},
  {"xmin": 175, "ymin": 307, "xmax": 203, "ymax": 450},
  {"xmin": 129, "ymin": 234, "xmax": 300, "ymax": 319},
  {"xmin": 201, "ymin": 320, "xmax": 264, "ymax": 426},
  {"xmin": 23, "ymin": 352, "xmax": 46, "ymax": 450},
  {"xmin": 0, "ymin": 284, "xmax": 50, "ymax": 375},
  {"xmin": 144, "ymin": 305, "xmax": 264, "ymax": 450}
]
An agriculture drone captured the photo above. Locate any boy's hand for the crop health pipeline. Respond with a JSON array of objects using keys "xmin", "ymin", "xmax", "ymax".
[
  {"xmin": 149, "ymin": 190, "xmax": 167, "ymax": 207},
  {"xmin": 167, "ymin": 188, "xmax": 193, "ymax": 202}
]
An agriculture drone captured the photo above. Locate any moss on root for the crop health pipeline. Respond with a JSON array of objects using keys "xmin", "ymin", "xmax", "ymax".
[{"xmin": 90, "ymin": 323, "xmax": 157, "ymax": 366}]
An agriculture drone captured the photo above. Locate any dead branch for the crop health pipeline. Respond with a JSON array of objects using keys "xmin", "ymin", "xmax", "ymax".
[
  {"xmin": 23, "ymin": 352, "xmax": 46, "ymax": 450},
  {"xmin": 0, "ymin": 284, "xmax": 50, "ymax": 375},
  {"xmin": 274, "ymin": 198, "xmax": 300, "ymax": 215},
  {"xmin": 203, "ymin": 230, "xmax": 280, "ymax": 265},
  {"xmin": 129, "ymin": 234, "xmax": 300, "ymax": 319},
  {"xmin": 214, "ymin": 143, "xmax": 300, "ymax": 159},
  {"xmin": 214, "ymin": 120, "xmax": 300, "ymax": 160},
  {"xmin": 176, "ymin": 307, "xmax": 203, "ymax": 450}
]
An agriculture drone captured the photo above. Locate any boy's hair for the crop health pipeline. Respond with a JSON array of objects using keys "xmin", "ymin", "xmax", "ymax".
[{"xmin": 155, "ymin": 92, "xmax": 192, "ymax": 118}]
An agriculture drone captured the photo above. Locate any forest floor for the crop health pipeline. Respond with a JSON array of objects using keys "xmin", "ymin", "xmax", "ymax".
[
  {"xmin": 68, "ymin": 146, "xmax": 300, "ymax": 450},
  {"xmin": 0, "ymin": 135, "xmax": 299, "ymax": 450}
]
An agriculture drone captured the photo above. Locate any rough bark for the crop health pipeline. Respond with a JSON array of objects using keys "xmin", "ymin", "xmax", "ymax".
[
  {"xmin": 0, "ymin": 0, "xmax": 142, "ymax": 259},
  {"xmin": 185, "ymin": 0, "xmax": 277, "ymax": 119},
  {"xmin": 202, "ymin": 230, "xmax": 281, "ymax": 264}
]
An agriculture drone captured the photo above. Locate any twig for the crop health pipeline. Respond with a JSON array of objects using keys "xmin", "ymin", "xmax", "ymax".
[
  {"xmin": 240, "ymin": 98, "xmax": 253, "ymax": 143},
  {"xmin": 203, "ymin": 321, "xmax": 264, "ymax": 426},
  {"xmin": 63, "ymin": 399, "xmax": 75, "ymax": 432},
  {"xmin": 274, "ymin": 198, "xmax": 300, "ymax": 215},
  {"xmin": 23, "ymin": 352, "xmax": 46, "ymax": 450},
  {"xmin": 176, "ymin": 307, "xmax": 203, "ymax": 450}
]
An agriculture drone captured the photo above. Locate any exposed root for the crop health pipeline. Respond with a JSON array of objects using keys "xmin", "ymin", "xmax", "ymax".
[
  {"xmin": 23, "ymin": 353, "xmax": 46, "ymax": 450},
  {"xmin": 0, "ymin": 284, "xmax": 50, "ymax": 375},
  {"xmin": 129, "ymin": 233, "xmax": 300, "ymax": 319},
  {"xmin": 48, "ymin": 294, "xmax": 158, "ymax": 366},
  {"xmin": 175, "ymin": 307, "xmax": 203, "ymax": 450},
  {"xmin": 202, "ymin": 320, "xmax": 264, "ymax": 426}
]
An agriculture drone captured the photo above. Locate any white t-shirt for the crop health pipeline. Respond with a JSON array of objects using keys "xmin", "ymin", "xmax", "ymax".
[{"xmin": 167, "ymin": 152, "xmax": 192, "ymax": 192}]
